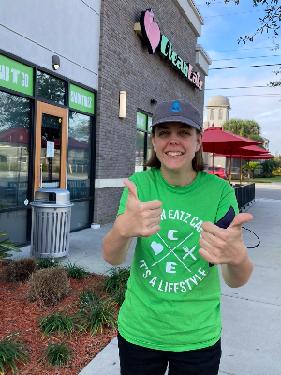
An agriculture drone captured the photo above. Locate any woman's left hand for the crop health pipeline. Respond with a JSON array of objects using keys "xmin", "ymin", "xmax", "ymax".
[{"xmin": 199, "ymin": 213, "xmax": 253, "ymax": 266}]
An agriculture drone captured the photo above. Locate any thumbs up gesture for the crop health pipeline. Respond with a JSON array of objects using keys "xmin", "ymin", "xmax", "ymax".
[
  {"xmin": 120, "ymin": 179, "xmax": 162, "ymax": 238},
  {"xmin": 199, "ymin": 213, "xmax": 253, "ymax": 266}
]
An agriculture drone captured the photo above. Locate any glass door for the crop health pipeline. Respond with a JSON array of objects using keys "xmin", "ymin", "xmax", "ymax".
[{"xmin": 34, "ymin": 101, "xmax": 68, "ymax": 192}]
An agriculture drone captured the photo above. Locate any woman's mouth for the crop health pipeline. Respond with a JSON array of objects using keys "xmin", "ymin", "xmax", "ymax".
[{"xmin": 165, "ymin": 151, "xmax": 184, "ymax": 157}]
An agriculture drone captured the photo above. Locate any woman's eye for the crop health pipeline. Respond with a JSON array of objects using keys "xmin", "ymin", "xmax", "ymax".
[
  {"xmin": 180, "ymin": 130, "xmax": 191, "ymax": 136},
  {"xmin": 158, "ymin": 130, "xmax": 169, "ymax": 136}
]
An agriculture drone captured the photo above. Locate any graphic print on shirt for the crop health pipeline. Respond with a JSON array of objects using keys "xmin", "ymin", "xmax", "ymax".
[{"xmin": 138, "ymin": 207, "xmax": 209, "ymax": 294}]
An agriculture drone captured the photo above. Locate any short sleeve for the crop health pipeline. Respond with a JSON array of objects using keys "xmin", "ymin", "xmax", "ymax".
[
  {"xmin": 214, "ymin": 184, "xmax": 239, "ymax": 229},
  {"xmin": 117, "ymin": 187, "xmax": 129, "ymax": 216}
]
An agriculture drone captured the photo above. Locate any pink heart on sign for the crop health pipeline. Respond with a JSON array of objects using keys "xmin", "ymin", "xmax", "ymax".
[{"xmin": 143, "ymin": 10, "xmax": 161, "ymax": 54}]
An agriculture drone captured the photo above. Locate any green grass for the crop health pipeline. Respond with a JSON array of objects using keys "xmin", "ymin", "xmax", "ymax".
[
  {"xmin": 79, "ymin": 289, "xmax": 99, "ymax": 308},
  {"xmin": 76, "ymin": 299, "xmax": 116, "ymax": 334},
  {"xmin": 250, "ymin": 176, "xmax": 281, "ymax": 183},
  {"xmin": 104, "ymin": 267, "xmax": 130, "ymax": 294},
  {"xmin": 45, "ymin": 343, "xmax": 72, "ymax": 367},
  {"xmin": 36, "ymin": 258, "xmax": 59, "ymax": 269},
  {"xmin": 232, "ymin": 176, "xmax": 281, "ymax": 184},
  {"xmin": 0, "ymin": 336, "xmax": 28, "ymax": 374},
  {"xmin": 39, "ymin": 313, "xmax": 74, "ymax": 335},
  {"xmin": 64, "ymin": 263, "xmax": 89, "ymax": 279}
]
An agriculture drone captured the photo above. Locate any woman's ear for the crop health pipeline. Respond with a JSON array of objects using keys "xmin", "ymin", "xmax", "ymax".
[{"xmin": 196, "ymin": 133, "xmax": 202, "ymax": 151}]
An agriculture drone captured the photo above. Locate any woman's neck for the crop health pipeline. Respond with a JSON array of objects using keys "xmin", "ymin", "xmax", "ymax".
[{"xmin": 160, "ymin": 166, "xmax": 197, "ymax": 186}]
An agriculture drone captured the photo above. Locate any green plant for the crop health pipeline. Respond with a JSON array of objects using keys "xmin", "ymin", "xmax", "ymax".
[
  {"xmin": 45, "ymin": 343, "xmax": 72, "ymax": 367},
  {"xmin": 104, "ymin": 267, "xmax": 130, "ymax": 295},
  {"xmin": 36, "ymin": 258, "xmax": 59, "ymax": 269},
  {"xmin": 39, "ymin": 313, "xmax": 74, "ymax": 335},
  {"xmin": 64, "ymin": 263, "xmax": 89, "ymax": 279},
  {"xmin": 28, "ymin": 267, "xmax": 70, "ymax": 306},
  {"xmin": 3, "ymin": 258, "xmax": 36, "ymax": 282},
  {"xmin": 76, "ymin": 299, "xmax": 116, "ymax": 334},
  {"xmin": 112, "ymin": 284, "xmax": 127, "ymax": 306},
  {"xmin": 0, "ymin": 336, "xmax": 28, "ymax": 374},
  {"xmin": 79, "ymin": 289, "xmax": 99, "ymax": 308},
  {"xmin": 0, "ymin": 232, "xmax": 20, "ymax": 260}
]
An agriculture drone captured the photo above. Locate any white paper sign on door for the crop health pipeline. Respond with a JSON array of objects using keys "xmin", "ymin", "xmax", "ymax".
[{"xmin": 46, "ymin": 141, "xmax": 55, "ymax": 158}]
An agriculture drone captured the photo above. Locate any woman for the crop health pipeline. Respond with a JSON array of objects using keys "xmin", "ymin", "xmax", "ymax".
[{"xmin": 102, "ymin": 99, "xmax": 253, "ymax": 375}]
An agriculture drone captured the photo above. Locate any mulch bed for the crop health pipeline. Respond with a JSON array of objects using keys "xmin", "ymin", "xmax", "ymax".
[{"xmin": 0, "ymin": 263, "xmax": 118, "ymax": 375}]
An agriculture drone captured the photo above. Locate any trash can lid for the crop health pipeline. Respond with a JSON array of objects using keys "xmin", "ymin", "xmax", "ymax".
[{"xmin": 35, "ymin": 188, "xmax": 70, "ymax": 205}]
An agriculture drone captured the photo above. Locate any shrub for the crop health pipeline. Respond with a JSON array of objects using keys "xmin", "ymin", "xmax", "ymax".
[
  {"xmin": 112, "ymin": 284, "xmax": 127, "ymax": 306},
  {"xmin": 104, "ymin": 267, "xmax": 130, "ymax": 305},
  {"xmin": 76, "ymin": 299, "xmax": 116, "ymax": 334},
  {"xmin": 0, "ymin": 232, "xmax": 20, "ymax": 260},
  {"xmin": 36, "ymin": 258, "xmax": 59, "ymax": 269},
  {"xmin": 0, "ymin": 336, "xmax": 28, "ymax": 374},
  {"xmin": 45, "ymin": 343, "xmax": 72, "ymax": 367},
  {"xmin": 39, "ymin": 313, "xmax": 74, "ymax": 335},
  {"xmin": 3, "ymin": 258, "xmax": 37, "ymax": 282},
  {"xmin": 79, "ymin": 289, "xmax": 99, "ymax": 309},
  {"xmin": 28, "ymin": 267, "xmax": 70, "ymax": 306},
  {"xmin": 64, "ymin": 263, "xmax": 89, "ymax": 279}
]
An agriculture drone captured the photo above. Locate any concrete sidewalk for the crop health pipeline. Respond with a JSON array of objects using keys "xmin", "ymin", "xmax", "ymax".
[{"xmin": 17, "ymin": 183, "xmax": 281, "ymax": 375}]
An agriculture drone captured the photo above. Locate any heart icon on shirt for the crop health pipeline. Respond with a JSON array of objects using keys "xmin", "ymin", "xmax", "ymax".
[
  {"xmin": 141, "ymin": 9, "xmax": 161, "ymax": 54},
  {"xmin": 151, "ymin": 241, "xmax": 164, "ymax": 255}
]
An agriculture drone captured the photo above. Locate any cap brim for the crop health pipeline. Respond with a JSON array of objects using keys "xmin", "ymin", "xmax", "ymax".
[{"xmin": 152, "ymin": 116, "xmax": 202, "ymax": 131}]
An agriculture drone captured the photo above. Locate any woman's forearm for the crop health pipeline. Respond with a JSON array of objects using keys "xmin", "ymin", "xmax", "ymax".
[
  {"xmin": 102, "ymin": 215, "xmax": 133, "ymax": 265},
  {"xmin": 221, "ymin": 254, "xmax": 254, "ymax": 288}
]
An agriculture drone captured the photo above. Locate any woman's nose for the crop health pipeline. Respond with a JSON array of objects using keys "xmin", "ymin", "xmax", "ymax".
[{"xmin": 168, "ymin": 139, "xmax": 179, "ymax": 145}]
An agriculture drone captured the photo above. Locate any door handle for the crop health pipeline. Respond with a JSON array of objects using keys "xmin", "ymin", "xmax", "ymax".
[{"xmin": 40, "ymin": 163, "xmax": 42, "ymax": 187}]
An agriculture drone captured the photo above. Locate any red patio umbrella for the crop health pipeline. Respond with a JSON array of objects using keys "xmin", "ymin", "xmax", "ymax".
[
  {"xmin": 215, "ymin": 151, "xmax": 273, "ymax": 183},
  {"xmin": 202, "ymin": 127, "xmax": 259, "ymax": 180},
  {"xmin": 202, "ymin": 127, "xmax": 258, "ymax": 154}
]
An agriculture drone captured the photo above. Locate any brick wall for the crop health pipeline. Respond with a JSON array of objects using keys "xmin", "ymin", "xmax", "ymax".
[{"xmin": 94, "ymin": 0, "xmax": 206, "ymax": 224}]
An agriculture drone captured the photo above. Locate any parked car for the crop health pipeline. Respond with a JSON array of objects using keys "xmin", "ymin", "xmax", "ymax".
[{"xmin": 206, "ymin": 166, "xmax": 228, "ymax": 180}]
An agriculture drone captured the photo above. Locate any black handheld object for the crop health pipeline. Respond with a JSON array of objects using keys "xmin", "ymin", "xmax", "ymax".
[{"xmin": 209, "ymin": 207, "xmax": 235, "ymax": 267}]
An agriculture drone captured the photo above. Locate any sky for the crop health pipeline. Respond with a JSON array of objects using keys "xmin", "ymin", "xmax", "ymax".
[{"xmin": 195, "ymin": 0, "xmax": 281, "ymax": 155}]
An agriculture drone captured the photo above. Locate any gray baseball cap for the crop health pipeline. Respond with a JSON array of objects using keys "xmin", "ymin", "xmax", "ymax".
[{"xmin": 152, "ymin": 99, "xmax": 202, "ymax": 131}]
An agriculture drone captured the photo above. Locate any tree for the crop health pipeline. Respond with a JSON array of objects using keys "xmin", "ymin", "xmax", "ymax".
[
  {"xmin": 223, "ymin": 119, "xmax": 265, "ymax": 144},
  {"xmin": 261, "ymin": 159, "xmax": 278, "ymax": 177},
  {"xmin": 206, "ymin": 0, "xmax": 281, "ymax": 86},
  {"xmin": 243, "ymin": 161, "xmax": 260, "ymax": 178}
]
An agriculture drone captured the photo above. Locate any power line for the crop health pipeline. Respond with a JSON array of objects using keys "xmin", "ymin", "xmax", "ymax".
[
  {"xmin": 210, "ymin": 63, "xmax": 281, "ymax": 70},
  {"xmin": 205, "ymin": 85, "xmax": 279, "ymax": 90},
  {"xmin": 212, "ymin": 54, "xmax": 281, "ymax": 62},
  {"xmin": 207, "ymin": 46, "xmax": 278, "ymax": 54},
  {"xmin": 227, "ymin": 94, "xmax": 281, "ymax": 97},
  {"xmin": 203, "ymin": 9, "xmax": 263, "ymax": 18}
]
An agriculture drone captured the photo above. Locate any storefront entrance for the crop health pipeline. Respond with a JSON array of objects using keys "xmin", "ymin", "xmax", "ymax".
[{"xmin": 34, "ymin": 102, "xmax": 68, "ymax": 192}]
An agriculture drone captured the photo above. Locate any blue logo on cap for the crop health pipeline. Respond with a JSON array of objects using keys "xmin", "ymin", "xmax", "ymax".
[{"xmin": 170, "ymin": 100, "xmax": 182, "ymax": 113}]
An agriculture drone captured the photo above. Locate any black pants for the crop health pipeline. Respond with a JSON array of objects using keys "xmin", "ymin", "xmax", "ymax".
[{"xmin": 118, "ymin": 334, "xmax": 221, "ymax": 375}]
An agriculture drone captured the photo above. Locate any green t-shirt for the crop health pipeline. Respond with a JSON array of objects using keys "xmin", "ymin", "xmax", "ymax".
[{"xmin": 117, "ymin": 168, "xmax": 238, "ymax": 352}]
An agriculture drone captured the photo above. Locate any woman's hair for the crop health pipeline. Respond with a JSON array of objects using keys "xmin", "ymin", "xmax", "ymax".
[{"xmin": 146, "ymin": 127, "xmax": 204, "ymax": 172}]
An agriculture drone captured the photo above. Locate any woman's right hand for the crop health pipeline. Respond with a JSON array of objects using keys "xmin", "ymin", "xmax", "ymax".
[{"xmin": 117, "ymin": 179, "xmax": 162, "ymax": 238}]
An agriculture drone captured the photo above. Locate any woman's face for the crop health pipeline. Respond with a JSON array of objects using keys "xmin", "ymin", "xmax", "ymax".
[{"xmin": 152, "ymin": 122, "xmax": 202, "ymax": 173}]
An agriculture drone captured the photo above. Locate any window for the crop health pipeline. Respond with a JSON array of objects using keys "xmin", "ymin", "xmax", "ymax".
[
  {"xmin": 36, "ymin": 70, "xmax": 66, "ymax": 105},
  {"xmin": 67, "ymin": 111, "xmax": 92, "ymax": 200},
  {"xmin": 135, "ymin": 111, "xmax": 152, "ymax": 172},
  {"xmin": 0, "ymin": 91, "xmax": 31, "ymax": 208}
]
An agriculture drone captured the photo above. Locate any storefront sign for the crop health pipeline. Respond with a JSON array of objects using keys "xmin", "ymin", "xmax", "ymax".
[
  {"xmin": 0, "ymin": 54, "xmax": 34, "ymax": 96},
  {"xmin": 69, "ymin": 84, "xmax": 95, "ymax": 114},
  {"xmin": 139, "ymin": 9, "xmax": 203, "ymax": 91}
]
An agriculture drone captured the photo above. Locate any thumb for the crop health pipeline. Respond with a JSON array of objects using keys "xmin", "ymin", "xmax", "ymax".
[
  {"xmin": 124, "ymin": 179, "xmax": 139, "ymax": 200},
  {"xmin": 229, "ymin": 213, "xmax": 253, "ymax": 229}
]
